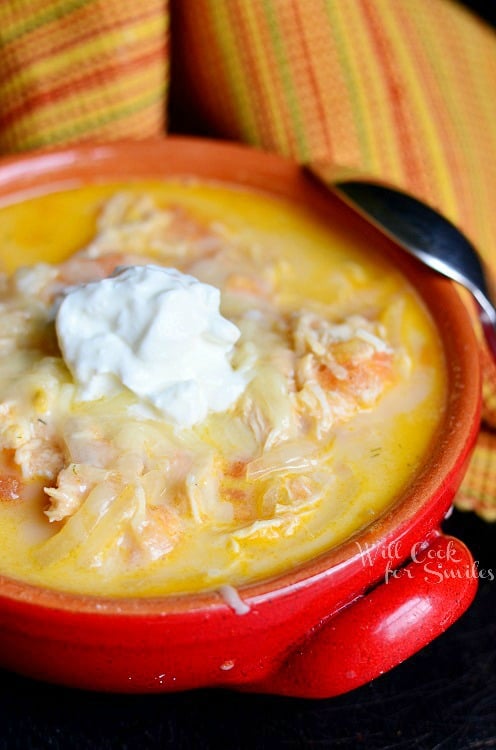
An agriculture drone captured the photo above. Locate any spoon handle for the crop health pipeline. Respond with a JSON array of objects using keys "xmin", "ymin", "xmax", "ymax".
[
  {"xmin": 333, "ymin": 181, "xmax": 496, "ymax": 361},
  {"xmin": 477, "ymin": 302, "xmax": 496, "ymax": 360}
]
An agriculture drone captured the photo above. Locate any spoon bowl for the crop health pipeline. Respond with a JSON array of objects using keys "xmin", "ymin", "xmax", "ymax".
[{"xmin": 334, "ymin": 181, "xmax": 496, "ymax": 357}]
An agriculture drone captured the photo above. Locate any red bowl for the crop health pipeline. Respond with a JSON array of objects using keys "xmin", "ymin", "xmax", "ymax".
[{"xmin": 0, "ymin": 138, "xmax": 481, "ymax": 697}]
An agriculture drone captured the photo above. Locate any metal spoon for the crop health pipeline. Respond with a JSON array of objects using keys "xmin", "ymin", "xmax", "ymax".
[{"xmin": 334, "ymin": 181, "xmax": 496, "ymax": 358}]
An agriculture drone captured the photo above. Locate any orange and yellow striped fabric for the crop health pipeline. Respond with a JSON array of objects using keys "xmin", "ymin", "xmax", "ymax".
[
  {"xmin": 0, "ymin": 0, "xmax": 169, "ymax": 152},
  {"xmin": 172, "ymin": 0, "xmax": 496, "ymax": 275},
  {"xmin": 0, "ymin": 0, "xmax": 496, "ymax": 518},
  {"xmin": 171, "ymin": 0, "xmax": 496, "ymax": 520},
  {"xmin": 457, "ymin": 431, "xmax": 496, "ymax": 520}
]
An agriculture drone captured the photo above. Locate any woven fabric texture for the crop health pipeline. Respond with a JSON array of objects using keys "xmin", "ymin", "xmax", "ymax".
[
  {"xmin": 0, "ymin": 0, "xmax": 169, "ymax": 152},
  {"xmin": 172, "ymin": 0, "xmax": 496, "ymax": 519},
  {"xmin": 0, "ymin": 0, "xmax": 495, "ymax": 518}
]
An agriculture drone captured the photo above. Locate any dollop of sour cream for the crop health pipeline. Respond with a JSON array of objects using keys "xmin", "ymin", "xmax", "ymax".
[{"xmin": 55, "ymin": 265, "xmax": 246, "ymax": 427}]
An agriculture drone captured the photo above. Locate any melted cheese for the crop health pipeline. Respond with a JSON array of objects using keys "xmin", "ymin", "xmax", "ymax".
[{"xmin": 0, "ymin": 181, "xmax": 447, "ymax": 597}]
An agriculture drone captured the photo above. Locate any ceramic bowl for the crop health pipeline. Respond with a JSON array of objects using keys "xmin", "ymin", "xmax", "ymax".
[{"xmin": 0, "ymin": 138, "xmax": 481, "ymax": 696}]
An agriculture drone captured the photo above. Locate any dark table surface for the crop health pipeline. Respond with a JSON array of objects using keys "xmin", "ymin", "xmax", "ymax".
[
  {"xmin": 1, "ymin": 1, "xmax": 496, "ymax": 748},
  {"xmin": 0, "ymin": 509, "xmax": 494, "ymax": 750}
]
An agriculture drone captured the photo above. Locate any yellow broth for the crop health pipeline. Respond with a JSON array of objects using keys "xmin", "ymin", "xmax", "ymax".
[{"xmin": 0, "ymin": 181, "xmax": 446, "ymax": 597}]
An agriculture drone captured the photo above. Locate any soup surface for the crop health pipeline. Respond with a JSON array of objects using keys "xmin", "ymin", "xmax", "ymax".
[{"xmin": 0, "ymin": 180, "xmax": 446, "ymax": 597}]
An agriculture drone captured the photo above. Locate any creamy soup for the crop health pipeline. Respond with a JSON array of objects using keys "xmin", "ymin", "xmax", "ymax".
[{"xmin": 0, "ymin": 181, "xmax": 446, "ymax": 597}]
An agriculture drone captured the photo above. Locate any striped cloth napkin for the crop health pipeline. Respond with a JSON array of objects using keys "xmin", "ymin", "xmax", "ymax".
[
  {"xmin": 0, "ymin": 0, "xmax": 168, "ymax": 151},
  {"xmin": 0, "ymin": 0, "xmax": 495, "ymax": 519}
]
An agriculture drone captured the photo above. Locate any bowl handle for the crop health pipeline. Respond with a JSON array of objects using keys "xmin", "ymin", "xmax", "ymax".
[{"xmin": 250, "ymin": 533, "xmax": 478, "ymax": 698}]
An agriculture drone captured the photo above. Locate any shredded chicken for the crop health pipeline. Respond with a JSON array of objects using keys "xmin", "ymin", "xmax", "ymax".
[
  {"xmin": 0, "ymin": 193, "xmax": 401, "ymax": 570},
  {"xmin": 290, "ymin": 310, "xmax": 394, "ymax": 437}
]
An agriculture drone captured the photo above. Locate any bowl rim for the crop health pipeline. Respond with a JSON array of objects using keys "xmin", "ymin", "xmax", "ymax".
[{"xmin": 0, "ymin": 136, "xmax": 482, "ymax": 615}]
